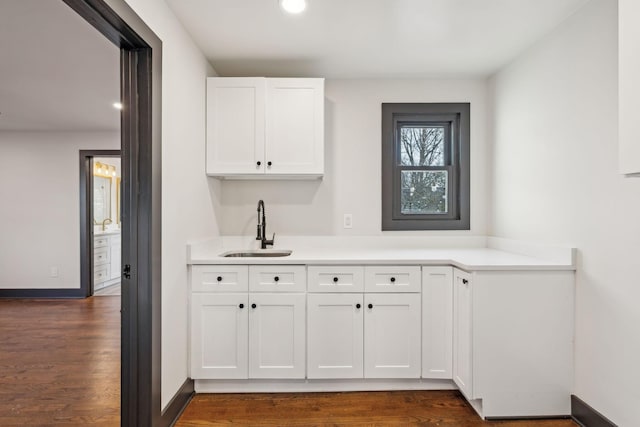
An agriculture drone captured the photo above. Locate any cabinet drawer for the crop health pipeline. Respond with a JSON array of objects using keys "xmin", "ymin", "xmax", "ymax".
[
  {"xmin": 191, "ymin": 265, "xmax": 249, "ymax": 292},
  {"xmin": 94, "ymin": 247, "xmax": 110, "ymax": 266},
  {"xmin": 364, "ymin": 266, "xmax": 421, "ymax": 292},
  {"xmin": 307, "ymin": 266, "xmax": 364, "ymax": 292},
  {"xmin": 94, "ymin": 265, "xmax": 109, "ymax": 283},
  {"xmin": 94, "ymin": 236, "xmax": 109, "ymax": 248},
  {"xmin": 249, "ymin": 265, "xmax": 306, "ymax": 292}
]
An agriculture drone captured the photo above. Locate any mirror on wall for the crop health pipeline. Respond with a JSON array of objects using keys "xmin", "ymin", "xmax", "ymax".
[
  {"xmin": 93, "ymin": 158, "xmax": 120, "ymax": 227},
  {"xmin": 93, "ymin": 175, "xmax": 112, "ymax": 223}
]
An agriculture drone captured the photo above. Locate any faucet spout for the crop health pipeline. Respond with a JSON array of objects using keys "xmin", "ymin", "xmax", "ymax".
[
  {"xmin": 101, "ymin": 218, "xmax": 112, "ymax": 231},
  {"xmin": 256, "ymin": 200, "xmax": 274, "ymax": 249}
]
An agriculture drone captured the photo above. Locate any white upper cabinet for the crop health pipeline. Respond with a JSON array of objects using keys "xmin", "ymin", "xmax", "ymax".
[
  {"xmin": 206, "ymin": 77, "xmax": 324, "ymax": 178},
  {"xmin": 206, "ymin": 78, "xmax": 265, "ymax": 175},
  {"xmin": 619, "ymin": 0, "xmax": 640, "ymax": 175}
]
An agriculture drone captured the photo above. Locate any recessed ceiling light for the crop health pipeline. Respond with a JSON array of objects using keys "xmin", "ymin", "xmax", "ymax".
[
  {"xmin": 280, "ymin": 0, "xmax": 306, "ymax": 14},
  {"xmin": 113, "ymin": 102, "xmax": 123, "ymax": 110}
]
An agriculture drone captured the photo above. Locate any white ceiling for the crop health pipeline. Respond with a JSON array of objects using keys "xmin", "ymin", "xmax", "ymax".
[
  {"xmin": 167, "ymin": 0, "xmax": 590, "ymax": 78},
  {"xmin": 0, "ymin": 0, "xmax": 120, "ymax": 132}
]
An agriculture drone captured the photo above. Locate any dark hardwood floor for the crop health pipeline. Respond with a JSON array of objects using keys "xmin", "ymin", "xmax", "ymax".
[
  {"xmin": 177, "ymin": 391, "xmax": 578, "ymax": 426},
  {"xmin": 0, "ymin": 297, "xmax": 120, "ymax": 426}
]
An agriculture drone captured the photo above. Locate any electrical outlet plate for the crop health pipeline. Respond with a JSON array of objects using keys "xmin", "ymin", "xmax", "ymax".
[{"xmin": 343, "ymin": 214, "xmax": 353, "ymax": 229}]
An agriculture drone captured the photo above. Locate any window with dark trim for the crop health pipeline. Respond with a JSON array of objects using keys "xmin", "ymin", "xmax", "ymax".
[{"xmin": 382, "ymin": 103, "xmax": 470, "ymax": 230}]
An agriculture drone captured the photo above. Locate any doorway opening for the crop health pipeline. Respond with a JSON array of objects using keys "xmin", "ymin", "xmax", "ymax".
[{"xmin": 80, "ymin": 150, "xmax": 122, "ymax": 297}]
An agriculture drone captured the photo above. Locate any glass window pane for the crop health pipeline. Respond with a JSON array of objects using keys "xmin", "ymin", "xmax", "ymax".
[
  {"xmin": 399, "ymin": 126, "xmax": 445, "ymax": 166},
  {"xmin": 401, "ymin": 171, "xmax": 448, "ymax": 214}
]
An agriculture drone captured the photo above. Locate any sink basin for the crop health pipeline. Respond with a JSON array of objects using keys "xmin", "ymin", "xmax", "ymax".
[{"xmin": 220, "ymin": 249, "xmax": 293, "ymax": 258}]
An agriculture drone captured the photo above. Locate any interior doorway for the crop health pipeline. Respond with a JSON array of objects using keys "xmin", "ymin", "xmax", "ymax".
[{"xmin": 80, "ymin": 150, "xmax": 122, "ymax": 297}]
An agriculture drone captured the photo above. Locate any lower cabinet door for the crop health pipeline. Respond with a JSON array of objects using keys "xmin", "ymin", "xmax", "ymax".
[
  {"xmin": 453, "ymin": 269, "xmax": 473, "ymax": 399},
  {"xmin": 307, "ymin": 293, "xmax": 364, "ymax": 379},
  {"xmin": 364, "ymin": 293, "xmax": 421, "ymax": 378},
  {"xmin": 191, "ymin": 293, "xmax": 248, "ymax": 379},
  {"xmin": 422, "ymin": 267, "xmax": 453, "ymax": 379},
  {"xmin": 249, "ymin": 293, "xmax": 306, "ymax": 379}
]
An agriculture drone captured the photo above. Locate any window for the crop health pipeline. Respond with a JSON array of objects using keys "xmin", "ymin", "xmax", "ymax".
[{"xmin": 382, "ymin": 103, "xmax": 470, "ymax": 230}]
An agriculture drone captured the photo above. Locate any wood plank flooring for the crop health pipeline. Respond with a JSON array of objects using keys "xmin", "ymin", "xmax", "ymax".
[
  {"xmin": 0, "ymin": 297, "xmax": 120, "ymax": 426},
  {"xmin": 176, "ymin": 391, "xmax": 578, "ymax": 427}
]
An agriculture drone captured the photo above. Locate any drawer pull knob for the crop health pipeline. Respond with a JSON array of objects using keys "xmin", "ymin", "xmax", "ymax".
[
  {"xmin": 356, "ymin": 303, "xmax": 361, "ymax": 309},
  {"xmin": 239, "ymin": 303, "xmax": 244, "ymax": 309},
  {"xmin": 251, "ymin": 303, "xmax": 257, "ymax": 309},
  {"xmin": 462, "ymin": 279, "xmax": 469, "ymax": 285},
  {"xmin": 216, "ymin": 276, "xmax": 222, "ymax": 282},
  {"xmin": 256, "ymin": 161, "xmax": 261, "ymax": 166},
  {"xmin": 333, "ymin": 277, "xmax": 339, "ymax": 283},
  {"xmin": 368, "ymin": 303, "xmax": 373, "ymax": 309},
  {"xmin": 390, "ymin": 277, "xmax": 396, "ymax": 283},
  {"xmin": 267, "ymin": 161, "xmax": 272, "ymax": 166},
  {"xmin": 274, "ymin": 276, "xmax": 280, "ymax": 282}
]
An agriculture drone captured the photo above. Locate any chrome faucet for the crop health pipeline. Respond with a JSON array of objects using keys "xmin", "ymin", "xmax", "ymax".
[
  {"xmin": 256, "ymin": 200, "xmax": 275, "ymax": 249},
  {"xmin": 101, "ymin": 218, "xmax": 112, "ymax": 231}
]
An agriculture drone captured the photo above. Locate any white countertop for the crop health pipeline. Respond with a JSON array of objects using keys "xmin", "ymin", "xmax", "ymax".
[
  {"xmin": 94, "ymin": 230, "xmax": 121, "ymax": 237},
  {"xmin": 187, "ymin": 236, "xmax": 576, "ymax": 271}
]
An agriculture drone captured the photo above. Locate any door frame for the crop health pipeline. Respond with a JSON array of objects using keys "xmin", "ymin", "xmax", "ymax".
[
  {"xmin": 61, "ymin": 1, "xmax": 191, "ymax": 426},
  {"xmin": 79, "ymin": 149, "xmax": 121, "ymax": 297}
]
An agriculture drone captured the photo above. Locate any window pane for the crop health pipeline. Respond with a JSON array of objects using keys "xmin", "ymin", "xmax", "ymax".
[
  {"xmin": 401, "ymin": 170, "xmax": 448, "ymax": 214},
  {"xmin": 399, "ymin": 126, "xmax": 445, "ymax": 166}
]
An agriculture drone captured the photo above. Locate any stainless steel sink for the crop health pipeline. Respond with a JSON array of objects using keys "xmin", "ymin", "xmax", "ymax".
[{"xmin": 220, "ymin": 249, "xmax": 293, "ymax": 258}]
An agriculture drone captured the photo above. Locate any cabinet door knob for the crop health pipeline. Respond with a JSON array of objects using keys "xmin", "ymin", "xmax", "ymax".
[
  {"xmin": 356, "ymin": 303, "xmax": 361, "ymax": 309},
  {"xmin": 333, "ymin": 277, "xmax": 339, "ymax": 283},
  {"xmin": 390, "ymin": 277, "xmax": 396, "ymax": 283},
  {"xmin": 251, "ymin": 303, "xmax": 257, "ymax": 309},
  {"xmin": 239, "ymin": 303, "xmax": 244, "ymax": 309},
  {"xmin": 267, "ymin": 161, "xmax": 272, "ymax": 166},
  {"xmin": 256, "ymin": 161, "xmax": 261, "ymax": 166},
  {"xmin": 274, "ymin": 276, "xmax": 280, "ymax": 282},
  {"xmin": 216, "ymin": 276, "xmax": 222, "ymax": 282},
  {"xmin": 462, "ymin": 279, "xmax": 469, "ymax": 285},
  {"xmin": 368, "ymin": 303, "xmax": 373, "ymax": 309}
]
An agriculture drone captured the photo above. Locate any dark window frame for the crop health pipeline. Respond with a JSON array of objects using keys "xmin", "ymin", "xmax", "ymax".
[{"xmin": 382, "ymin": 103, "xmax": 470, "ymax": 231}]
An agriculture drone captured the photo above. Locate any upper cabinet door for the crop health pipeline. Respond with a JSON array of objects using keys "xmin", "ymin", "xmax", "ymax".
[
  {"xmin": 265, "ymin": 78, "xmax": 324, "ymax": 175},
  {"xmin": 206, "ymin": 77, "xmax": 265, "ymax": 176}
]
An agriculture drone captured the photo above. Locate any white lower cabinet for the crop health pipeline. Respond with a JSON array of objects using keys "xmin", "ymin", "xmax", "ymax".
[
  {"xmin": 191, "ymin": 293, "xmax": 249, "ymax": 379},
  {"xmin": 306, "ymin": 266, "xmax": 421, "ymax": 379},
  {"xmin": 307, "ymin": 293, "xmax": 364, "ymax": 379},
  {"xmin": 190, "ymin": 262, "xmax": 574, "ymax": 419},
  {"xmin": 248, "ymin": 293, "xmax": 306, "ymax": 379},
  {"xmin": 363, "ymin": 293, "xmax": 421, "ymax": 378},
  {"xmin": 452, "ymin": 268, "xmax": 473, "ymax": 399},
  {"xmin": 307, "ymin": 292, "xmax": 421, "ymax": 379},
  {"xmin": 191, "ymin": 265, "xmax": 306, "ymax": 380},
  {"xmin": 191, "ymin": 292, "xmax": 306, "ymax": 379},
  {"xmin": 422, "ymin": 267, "xmax": 453, "ymax": 379}
]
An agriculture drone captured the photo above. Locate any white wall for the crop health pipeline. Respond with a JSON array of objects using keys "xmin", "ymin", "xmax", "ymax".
[
  {"xmin": 218, "ymin": 78, "xmax": 489, "ymax": 237},
  {"xmin": 490, "ymin": 1, "xmax": 640, "ymax": 425},
  {"xmin": 122, "ymin": 0, "xmax": 220, "ymax": 410},
  {"xmin": 0, "ymin": 131, "xmax": 119, "ymax": 289}
]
